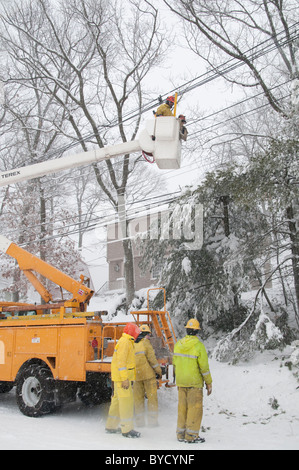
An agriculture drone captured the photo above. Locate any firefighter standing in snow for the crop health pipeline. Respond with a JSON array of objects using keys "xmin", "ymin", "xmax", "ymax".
[
  {"xmin": 133, "ymin": 325, "xmax": 162, "ymax": 427},
  {"xmin": 105, "ymin": 323, "xmax": 141, "ymax": 438},
  {"xmin": 173, "ymin": 319, "xmax": 212, "ymax": 443}
]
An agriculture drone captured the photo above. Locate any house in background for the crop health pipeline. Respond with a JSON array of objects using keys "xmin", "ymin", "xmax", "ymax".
[
  {"xmin": 105, "ymin": 211, "xmax": 274, "ymax": 296},
  {"xmin": 106, "ymin": 214, "xmax": 159, "ymax": 293}
]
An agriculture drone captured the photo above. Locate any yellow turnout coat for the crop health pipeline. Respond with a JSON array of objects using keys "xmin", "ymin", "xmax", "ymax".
[
  {"xmin": 156, "ymin": 103, "xmax": 173, "ymax": 117},
  {"xmin": 111, "ymin": 332, "xmax": 136, "ymax": 383},
  {"xmin": 134, "ymin": 338, "xmax": 162, "ymax": 381}
]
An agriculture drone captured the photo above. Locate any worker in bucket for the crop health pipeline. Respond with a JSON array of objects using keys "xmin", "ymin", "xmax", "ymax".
[
  {"xmin": 173, "ymin": 318, "xmax": 212, "ymax": 444},
  {"xmin": 178, "ymin": 114, "xmax": 188, "ymax": 141},
  {"xmin": 133, "ymin": 324, "xmax": 162, "ymax": 427},
  {"xmin": 155, "ymin": 95, "xmax": 175, "ymax": 116},
  {"xmin": 105, "ymin": 322, "xmax": 141, "ymax": 438}
]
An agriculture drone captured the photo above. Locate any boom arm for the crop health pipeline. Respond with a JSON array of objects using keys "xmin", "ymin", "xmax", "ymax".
[
  {"xmin": 0, "ymin": 117, "xmax": 181, "ymax": 307},
  {"xmin": 0, "ymin": 235, "xmax": 94, "ymax": 306},
  {"xmin": 0, "ymin": 117, "xmax": 181, "ymax": 187}
]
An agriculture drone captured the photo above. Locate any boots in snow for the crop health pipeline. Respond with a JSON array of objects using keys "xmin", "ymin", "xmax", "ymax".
[{"xmin": 122, "ymin": 429, "xmax": 141, "ymax": 438}]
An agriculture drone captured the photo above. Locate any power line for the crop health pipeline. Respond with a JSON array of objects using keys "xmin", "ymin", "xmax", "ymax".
[
  {"xmin": 5, "ymin": 25, "xmax": 296, "ymax": 189},
  {"xmin": 9, "ymin": 22, "xmax": 298, "ymax": 166},
  {"xmin": 1, "ymin": 83, "xmax": 293, "ymax": 249},
  {"xmin": 13, "ymin": 71, "xmax": 295, "ymax": 201},
  {"xmin": 1, "ymin": 23, "xmax": 298, "ymax": 249},
  {"xmin": 3, "ymin": 190, "xmax": 182, "ymax": 244},
  {"xmin": 100, "ymin": 21, "xmax": 299, "ymax": 129},
  {"xmin": 3, "ymin": 81, "xmax": 289, "ymax": 228}
]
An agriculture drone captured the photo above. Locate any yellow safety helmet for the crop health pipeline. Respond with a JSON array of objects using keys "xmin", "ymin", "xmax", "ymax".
[
  {"xmin": 185, "ymin": 318, "xmax": 200, "ymax": 330},
  {"xmin": 140, "ymin": 324, "xmax": 151, "ymax": 333}
]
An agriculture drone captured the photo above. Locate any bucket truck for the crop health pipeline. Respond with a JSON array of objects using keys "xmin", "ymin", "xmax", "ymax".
[{"xmin": 0, "ymin": 117, "xmax": 180, "ymax": 416}]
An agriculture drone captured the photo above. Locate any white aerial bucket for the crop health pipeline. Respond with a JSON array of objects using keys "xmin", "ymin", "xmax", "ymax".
[{"xmin": 138, "ymin": 116, "xmax": 181, "ymax": 170}]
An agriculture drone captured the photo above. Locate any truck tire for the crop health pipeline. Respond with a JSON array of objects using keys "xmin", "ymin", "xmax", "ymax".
[
  {"xmin": 16, "ymin": 364, "xmax": 56, "ymax": 417},
  {"xmin": 78, "ymin": 373, "xmax": 111, "ymax": 406},
  {"xmin": 0, "ymin": 382, "xmax": 14, "ymax": 393}
]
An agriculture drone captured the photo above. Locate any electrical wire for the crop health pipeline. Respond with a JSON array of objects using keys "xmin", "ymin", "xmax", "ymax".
[
  {"xmin": 1, "ymin": 79, "xmax": 293, "ymax": 248},
  {"xmin": 10, "ymin": 21, "xmax": 298, "ymax": 168},
  {"xmin": 1, "ymin": 82, "xmax": 294, "ymax": 248},
  {"xmin": 1, "ymin": 24, "xmax": 298, "ymax": 249},
  {"xmin": 5, "ymin": 25, "xmax": 296, "ymax": 189},
  {"xmin": 3, "ymin": 190, "xmax": 182, "ymax": 245}
]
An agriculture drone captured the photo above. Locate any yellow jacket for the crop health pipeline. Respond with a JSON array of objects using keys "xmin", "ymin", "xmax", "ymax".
[
  {"xmin": 134, "ymin": 338, "xmax": 162, "ymax": 381},
  {"xmin": 156, "ymin": 103, "xmax": 173, "ymax": 117},
  {"xmin": 111, "ymin": 333, "xmax": 136, "ymax": 382},
  {"xmin": 173, "ymin": 335, "xmax": 212, "ymax": 388}
]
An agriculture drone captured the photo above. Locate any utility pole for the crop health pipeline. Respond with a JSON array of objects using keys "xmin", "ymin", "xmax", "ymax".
[{"xmin": 220, "ymin": 195, "xmax": 230, "ymax": 237}]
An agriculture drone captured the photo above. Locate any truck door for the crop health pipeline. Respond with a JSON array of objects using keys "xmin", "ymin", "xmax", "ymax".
[
  {"xmin": 0, "ymin": 330, "xmax": 14, "ymax": 381},
  {"xmin": 58, "ymin": 326, "xmax": 86, "ymax": 381}
]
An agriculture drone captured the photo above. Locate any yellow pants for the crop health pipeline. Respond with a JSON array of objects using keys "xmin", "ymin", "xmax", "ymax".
[
  {"xmin": 133, "ymin": 377, "xmax": 159, "ymax": 427},
  {"xmin": 177, "ymin": 387, "xmax": 203, "ymax": 441},
  {"xmin": 106, "ymin": 381, "xmax": 134, "ymax": 434}
]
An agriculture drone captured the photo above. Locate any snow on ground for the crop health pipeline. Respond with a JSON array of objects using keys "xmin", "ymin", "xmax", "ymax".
[{"xmin": 0, "ymin": 347, "xmax": 298, "ymax": 450}]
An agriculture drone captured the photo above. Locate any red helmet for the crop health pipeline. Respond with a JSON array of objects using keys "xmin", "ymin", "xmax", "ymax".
[
  {"xmin": 124, "ymin": 323, "xmax": 141, "ymax": 340},
  {"xmin": 166, "ymin": 95, "xmax": 175, "ymax": 104}
]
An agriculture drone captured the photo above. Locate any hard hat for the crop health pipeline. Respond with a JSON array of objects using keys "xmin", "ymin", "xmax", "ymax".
[
  {"xmin": 166, "ymin": 95, "xmax": 175, "ymax": 104},
  {"xmin": 185, "ymin": 318, "xmax": 200, "ymax": 330},
  {"xmin": 140, "ymin": 324, "xmax": 151, "ymax": 333},
  {"xmin": 178, "ymin": 114, "xmax": 186, "ymax": 123},
  {"xmin": 124, "ymin": 323, "xmax": 141, "ymax": 340}
]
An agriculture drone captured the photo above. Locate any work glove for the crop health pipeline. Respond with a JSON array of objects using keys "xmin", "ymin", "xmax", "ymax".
[
  {"xmin": 121, "ymin": 379, "xmax": 130, "ymax": 389},
  {"xmin": 206, "ymin": 383, "xmax": 212, "ymax": 396}
]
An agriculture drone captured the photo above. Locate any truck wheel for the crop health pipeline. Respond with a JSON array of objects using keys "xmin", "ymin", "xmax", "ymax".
[{"xmin": 16, "ymin": 364, "xmax": 56, "ymax": 417}]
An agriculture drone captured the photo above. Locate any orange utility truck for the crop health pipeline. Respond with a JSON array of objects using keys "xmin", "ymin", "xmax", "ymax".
[{"xmin": 0, "ymin": 236, "xmax": 176, "ymax": 417}]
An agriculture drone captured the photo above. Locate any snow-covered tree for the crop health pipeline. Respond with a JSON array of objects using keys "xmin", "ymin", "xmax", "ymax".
[
  {"xmin": 0, "ymin": 184, "xmax": 84, "ymax": 302},
  {"xmin": 0, "ymin": 0, "xmax": 167, "ymax": 307},
  {"xmin": 140, "ymin": 152, "xmax": 298, "ymax": 350}
]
